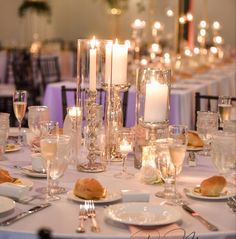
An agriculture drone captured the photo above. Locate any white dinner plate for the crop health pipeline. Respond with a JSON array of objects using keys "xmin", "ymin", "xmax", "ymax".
[
  {"xmin": 67, "ymin": 190, "xmax": 122, "ymax": 204},
  {"xmin": 20, "ymin": 165, "xmax": 47, "ymax": 178},
  {"xmin": 184, "ymin": 186, "xmax": 236, "ymax": 200},
  {"xmin": 5, "ymin": 144, "xmax": 21, "ymax": 153},
  {"xmin": 0, "ymin": 196, "xmax": 16, "ymax": 214},
  {"xmin": 104, "ymin": 203, "xmax": 181, "ymax": 226}
]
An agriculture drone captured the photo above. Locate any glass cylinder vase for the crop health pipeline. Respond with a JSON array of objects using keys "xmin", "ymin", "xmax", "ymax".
[{"xmin": 137, "ymin": 68, "xmax": 171, "ymax": 144}]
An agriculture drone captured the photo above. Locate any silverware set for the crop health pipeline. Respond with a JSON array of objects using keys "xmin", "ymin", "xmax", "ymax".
[
  {"xmin": 227, "ymin": 196, "xmax": 236, "ymax": 212},
  {"xmin": 76, "ymin": 200, "xmax": 100, "ymax": 233}
]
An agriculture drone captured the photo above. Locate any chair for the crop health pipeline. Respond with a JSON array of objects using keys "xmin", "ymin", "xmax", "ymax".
[
  {"xmin": 195, "ymin": 92, "xmax": 236, "ymax": 129},
  {"xmin": 0, "ymin": 96, "xmax": 14, "ymax": 126},
  {"xmin": 61, "ymin": 85, "xmax": 77, "ymax": 120},
  {"xmin": 61, "ymin": 86, "xmax": 129, "ymax": 126},
  {"xmin": 11, "ymin": 49, "xmax": 40, "ymax": 105},
  {"xmin": 38, "ymin": 55, "xmax": 61, "ymax": 91}
]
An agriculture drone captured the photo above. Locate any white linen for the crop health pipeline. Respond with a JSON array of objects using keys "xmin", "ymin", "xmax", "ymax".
[{"xmin": 0, "ymin": 144, "xmax": 235, "ymax": 239}]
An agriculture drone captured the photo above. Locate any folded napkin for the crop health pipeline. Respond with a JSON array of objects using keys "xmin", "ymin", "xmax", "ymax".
[
  {"xmin": 121, "ymin": 190, "xmax": 150, "ymax": 202},
  {"xmin": 0, "ymin": 182, "xmax": 29, "ymax": 200},
  {"xmin": 129, "ymin": 223, "xmax": 182, "ymax": 238}
]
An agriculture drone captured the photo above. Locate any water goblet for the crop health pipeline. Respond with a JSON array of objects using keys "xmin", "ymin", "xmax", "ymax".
[
  {"xmin": 211, "ymin": 131, "xmax": 236, "ymax": 178},
  {"xmin": 114, "ymin": 128, "xmax": 134, "ymax": 179},
  {"xmin": 40, "ymin": 135, "xmax": 70, "ymax": 201},
  {"xmin": 13, "ymin": 90, "xmax": 27, "ymax": 145},
  {"xmin": 218, "ymin": 96, "xmax": 232, "ymax": 127},
  {"xmin": 168, "ymin": 125, "xmax": 188, "ymax": 199},
  {"xmin": 196, "ymin": 111, "xmax": 218, "ymax": 156}
]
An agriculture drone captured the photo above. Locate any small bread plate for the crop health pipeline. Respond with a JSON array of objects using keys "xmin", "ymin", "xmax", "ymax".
[
  {"xmin": 184, "ymin": 186, "xmax": 236, "ymax": 200},
  {"xmin": 0, "ymin": 196, "xmax": 16, "ymax": 214},
  {"xmin": 20, "ymin": 165, "xmax": 47, "ymax": 178},
  {"xmin": 187, "ymin": 146, "xmax": 203, "ymax": 151},
  {"xmin": 5, "ymin": 144, "xmax": 21, "ymax": 153},
  {"xmin": 104, "ymin": 202, "xmax": 181, "ymax": 226},
  {"xmin": 14, "ymin": 178, "xmax": 34, "ymax": 190},
  {"xmin": 67, "ymin": 190, "xmax": 122, "ymax": 204}
]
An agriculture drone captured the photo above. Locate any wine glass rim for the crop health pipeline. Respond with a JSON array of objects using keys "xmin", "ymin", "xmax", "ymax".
[{"xmin": 28, "ymin": 106, "xmax": 48, "ymax": 110}]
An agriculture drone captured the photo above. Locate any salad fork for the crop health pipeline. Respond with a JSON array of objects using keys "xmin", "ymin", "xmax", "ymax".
[
  {"xmin": 227, "ymin": 196, "xmax": 236, "ymax": 212},
  {"xmin": 76, "ymin": 205, "xmax": 87, "ymax": 233},
  {"xmin": 85, "ymin": 200, "xmax": 100, "ymax": 232}
]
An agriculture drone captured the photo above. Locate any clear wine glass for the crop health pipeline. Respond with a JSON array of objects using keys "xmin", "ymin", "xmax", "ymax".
[
  {"xmin": 168, "ymin": 125, "xmax": 188, "ymax": 200},
  {"xmin": 13, "ymin": 90, "xmax": 27, "ymax": 145},
  {"xmin": 218, "ymin": 96, "xmax": 232, "ymax": 127},
  {"xmin": 155, "ymin": 139, "xmax": 176, "ymax": 199},
  {"xmin": 114, "ymin": 128, "xmax": 134, "ymax": 179},
  {"xmin": 28, "ymin": 106, "xmax": 49, "ymax": 151},
  {"xmin": 40, "ymin": 135, "xmax": 70, "ymax": 201}
]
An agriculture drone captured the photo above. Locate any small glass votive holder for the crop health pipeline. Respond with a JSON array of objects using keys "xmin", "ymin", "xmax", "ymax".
[{"xmin": 0, "ymin": 128, "xmax": 8, "ymax": 160}]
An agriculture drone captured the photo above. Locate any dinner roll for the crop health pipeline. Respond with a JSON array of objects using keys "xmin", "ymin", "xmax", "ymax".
[
  {"xmin": 73, "ymin": 178, "xmax": 106, "ymax": 200},
  {"xmin": 200, "ymin": 176, "xmax": 227, "ymax": 197},
  {"xmin": 0, "ymin": 168, "xmax": 14, "ymax": 183},
  {"xmin": 187, "ymin": 131, "xmax": 204, "ymax": 147}
]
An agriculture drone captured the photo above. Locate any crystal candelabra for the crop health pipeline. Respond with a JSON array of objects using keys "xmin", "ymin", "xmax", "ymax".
[
  {"xmin": 79, "ymin": 90, "xmax": 105, "ymax": 172},
  {"xmin": 104, "ymin": 83, "xmax": 130, "ymax": 162}
]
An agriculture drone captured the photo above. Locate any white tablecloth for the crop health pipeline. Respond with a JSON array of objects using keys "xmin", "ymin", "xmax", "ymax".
[{"xmin": 0, "ymin": 141, "xmax": 236, "ymax": 239}]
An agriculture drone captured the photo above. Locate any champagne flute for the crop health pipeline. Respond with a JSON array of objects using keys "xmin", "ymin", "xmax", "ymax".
[
  {"xmin": 114, "ymin": 128, "xmax": 134, "ymax": 179},
  {"xmin": 40, "ymin": 135, "xmax": 70, "ymax": 201},
  {"xmin": 13, "ymin": 90, "xmax": 27, "ymax": 145},
  {"xmin": 218, "ymin": 96, "xmax": 232, "ymax": 127},
  {"xmin": 168, "ymin": 125, "xmax": 188, "ymax": 199}
]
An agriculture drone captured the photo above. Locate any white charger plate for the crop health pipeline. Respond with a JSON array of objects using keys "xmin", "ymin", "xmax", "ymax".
[
  {"xmin": 104, "ymin": 202, "xmax": 181, "ymax": 226},
  {"xmin": 20, "ymin": 165, "xmax": 47, "ymax": 178},
  {"xmin": 67, "ymin": 190, "xmax": 122, "ymax": 204},
  {"xmin": 184, "ymin": 186, "xmax": 236, "ymax": 200},
  {"xmin": 0, "ymin": 196, "xmax": 16, "ymax": 214}
]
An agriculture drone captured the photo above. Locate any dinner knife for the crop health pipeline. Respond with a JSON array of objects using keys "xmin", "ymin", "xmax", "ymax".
[
  {"xmin": 182, "ymin": 204, "xmax": 218, "ymax": 231},
  {"xmin": 0, "ymin": 203, "xmax": 51, "ymax": 226}
]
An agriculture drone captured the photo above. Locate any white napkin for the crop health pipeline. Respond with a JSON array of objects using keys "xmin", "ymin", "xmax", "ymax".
[
  {"xmin": 121, "ymin": 190, "xmax": 150, "ymax": 202},
  {"xmin": 0, "ymin": 182, "xmax": 29, "ymax": 200}
]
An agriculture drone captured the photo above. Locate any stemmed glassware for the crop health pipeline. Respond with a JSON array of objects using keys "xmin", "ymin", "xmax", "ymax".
[
  {"xmin": 114, "ymin": 128, "xmax": 134, "ymax": 179},
  {"xmin": 218, "ymin": 96, "xmax": 232, "ymax": 127},
  {"xmin": 13, "ymin": 90, "xmax": 27, "ymax": 145},
  {"xmin": 40, "ymin": 135, "xmax": 70, "ymax": 201},
  {"xmin": 196, "ymin": 111, "xmax": 218, "ymax": 156},
  {"xmin": 155, "ymin": 139, "xmax": 175, "ymax": 199},
  {"xmin": 168, "ymin": 125, "xmax": 188, "ymax": 199}
]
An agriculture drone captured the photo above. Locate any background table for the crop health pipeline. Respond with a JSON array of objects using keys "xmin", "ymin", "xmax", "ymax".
[
  {"xmin": 0, "ymin": 143, "xmax": 235, "ymax": 239},
  {"xmin": 43, "ymin": 62, "xmax": 236, "ymax": 129}
]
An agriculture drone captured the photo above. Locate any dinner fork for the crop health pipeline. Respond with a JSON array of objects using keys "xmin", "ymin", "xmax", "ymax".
[
  {"xmin": 85, "ymin": 200, "xmax": 100, "ymax": 232},
  {"xmin": 76, "ymin": 205, "xmax": 87, "ymax": 233},
  {"xmin": 227, "ymin": 196, "xmax": 236, "ymax": 212}
]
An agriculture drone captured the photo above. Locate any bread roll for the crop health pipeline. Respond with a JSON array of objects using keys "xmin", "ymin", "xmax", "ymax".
[
  {"xmin": 73, "ymin": 178, "xmax": 106, "ymax": 200},
  {"xmin": 200, "ymin": 176, "xmax": 227, "ymax": 197},
  {"xmin": 0, "ymin": 168, "xmax": 14, "ymax": 184},
  {"xmin": 188, "ymin": 131, "xmax": 204, "ymax": 147}
]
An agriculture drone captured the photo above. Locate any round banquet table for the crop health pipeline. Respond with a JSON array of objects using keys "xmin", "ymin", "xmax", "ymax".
[{"xmin": 0, "ymin": 142, "xmax": 236, "ymax": 239}]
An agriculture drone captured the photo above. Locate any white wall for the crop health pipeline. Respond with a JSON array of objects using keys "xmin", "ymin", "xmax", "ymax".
[{"xmin": 0, "ymin": 0, "xmax": 235, "ymax": 47}]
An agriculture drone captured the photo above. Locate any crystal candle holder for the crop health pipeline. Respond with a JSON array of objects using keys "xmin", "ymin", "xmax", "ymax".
[{"xmin": 137, "ymin": 68, "xmax": 171, "ymax": 144}]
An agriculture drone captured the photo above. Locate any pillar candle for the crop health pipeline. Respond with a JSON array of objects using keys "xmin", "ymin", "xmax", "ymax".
[
  {"xmin": 89, "ymin": 47, "xmax": 96, "ymax": 91},
  {"xmin": 105, "ymin": 43, "xmax": 112, "ymax": 84},
  {"xmin": 111, "ymin": 42, "xmax": 128, "ymax": 85},
  {"xmin": 144, "ymin": 79, "xmax": 168, "ymax": 122}
]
